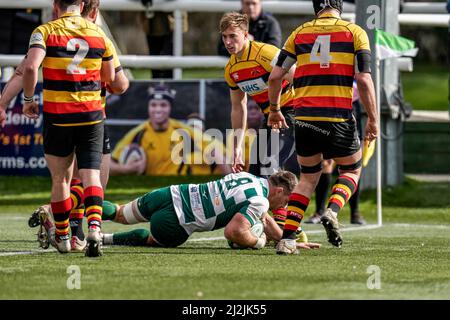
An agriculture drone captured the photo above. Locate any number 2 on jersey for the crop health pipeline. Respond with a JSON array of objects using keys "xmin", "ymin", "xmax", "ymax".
[
  {"xmin": 66, "ymin": 38, "xmax": 89, "ymax": 75},
  {"xmin": 310, "ymin": 35, "xmax": 332, "ymax": 68}
]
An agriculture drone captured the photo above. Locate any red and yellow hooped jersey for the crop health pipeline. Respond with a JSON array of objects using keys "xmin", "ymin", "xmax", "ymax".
[
  {"xmin": 224, "ymin": 41, "xmax": 295, "ymax": 114},
  {"xmin": 29, "ymin": 12, "xmax": 114, "ymax": 126},
  {"xmin": 282, "ymin": 13, "xmax": 370, "ymax": 122}
]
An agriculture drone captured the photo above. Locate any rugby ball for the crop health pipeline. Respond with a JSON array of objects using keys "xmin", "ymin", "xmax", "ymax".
[
  {"xmin": 227, "ymin": 220, "xmax": 265, "ymax": 249},
  {"xmin": 118, "ymin": 143, "xmax": 147, "ymax": 172}
]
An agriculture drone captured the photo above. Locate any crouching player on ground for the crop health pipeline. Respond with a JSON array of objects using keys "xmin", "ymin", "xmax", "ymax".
[{"xmin": 101, "ymin": 171, "xmax": 300, "ymax": 249}]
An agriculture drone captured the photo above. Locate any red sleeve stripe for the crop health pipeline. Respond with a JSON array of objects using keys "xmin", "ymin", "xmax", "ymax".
[
  {"xmin": 295, "ymin": 31, "xmax": 354, "ymax": 45},
  {"xmin": 46, "ymin": 35, "xmax": 106, "ymax": 49}
]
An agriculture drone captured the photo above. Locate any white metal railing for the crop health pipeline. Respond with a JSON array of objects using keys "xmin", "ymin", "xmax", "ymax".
[{"xmin": 0, "ymin": 54, "xmax": 415, "ymax": 72}]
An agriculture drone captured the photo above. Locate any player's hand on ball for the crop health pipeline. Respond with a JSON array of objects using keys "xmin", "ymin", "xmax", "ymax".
[{"xmin": 126, "ymin": 158, "xmax": 147, "ymax": 175}]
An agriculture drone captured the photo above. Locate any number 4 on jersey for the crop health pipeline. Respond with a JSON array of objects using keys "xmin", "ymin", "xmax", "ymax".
[{"xmin": 310, "ymin": 35, "xmax": 332, "ymax": 68}]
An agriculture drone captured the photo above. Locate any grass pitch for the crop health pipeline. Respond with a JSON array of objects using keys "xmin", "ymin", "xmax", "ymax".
[{"xmin": 1, "ymin": 176, "xmax": 449, "ymax": 300}]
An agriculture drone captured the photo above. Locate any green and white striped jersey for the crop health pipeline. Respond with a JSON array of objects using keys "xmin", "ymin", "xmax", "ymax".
[{"xmin": 170, "ymin": 172, "xmax": 269, "ymax": 235}]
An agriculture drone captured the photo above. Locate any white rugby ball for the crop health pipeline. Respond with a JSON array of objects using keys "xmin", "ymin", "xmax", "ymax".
[
  {"xmin": 118, "ymin": 143, "xmax": 146, "ymax": 166},
  {"xmin": 227, "ymin": 220, "xmax": 264, "ymax": 249}
]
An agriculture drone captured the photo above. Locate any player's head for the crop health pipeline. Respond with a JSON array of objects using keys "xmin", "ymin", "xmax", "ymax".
[
  {"xmin": 247, "ymin": 98, "xmax": 263, "ymax": 130},
  {"xmin": 241, "ymin": 0, "xmax": 262, "ymax": 21},
  {"xmin": 81, "ymin": 0, "xmax": 99, "ymax": 22},
  {"xmin": 220, "ymin": 12, "xmax": 249, "ymax": 56},
  {"xmin": 147, "ymin": 85, "xmax": 175, "ymax": 127},
  {"xmin": 312, "ymin": 0, "xmax": 343, "ymax": 16},
  {"xmin": 54, "ymin": 0, "xmax": 84, "ymax": 14},
  {"xmin": 186, "ymin": 113, "xmax": 205, "ymax": 132},
  {"xmin": 267, "ymin": 171, "xmax": 298, "ymax": 210}
]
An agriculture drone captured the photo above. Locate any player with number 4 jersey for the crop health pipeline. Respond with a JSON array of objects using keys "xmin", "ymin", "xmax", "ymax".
[{"xmin": 268, "ymin": 0, "xmax": 378, "ymax": 251}]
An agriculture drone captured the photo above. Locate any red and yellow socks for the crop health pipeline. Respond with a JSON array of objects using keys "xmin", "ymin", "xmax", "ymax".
[
  {"xmin": 282, "ymin": 193, "xmax": 310, "ymax": 239},
  {"xmin": 84, "ymin": 186, "xmax": 103, "ymax": 230},
  {"xmin": 69, "ymin": 179, "xmax": 85, "ymax": 239},
  {"xmin": 51, "ymin": 198, "xmax": 73, "ymax": 240},
  {"xmin": 328, "ymin": 175, "xmax": 358, "ymax": 214}
]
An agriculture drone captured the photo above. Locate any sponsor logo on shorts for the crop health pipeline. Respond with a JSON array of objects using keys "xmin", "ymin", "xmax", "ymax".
[{"xmin": 296, "ymin": 120, "xmax": 331, "ymax": 136}]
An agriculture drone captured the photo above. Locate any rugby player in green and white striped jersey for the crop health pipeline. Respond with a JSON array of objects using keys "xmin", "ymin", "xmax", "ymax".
[{"xmin": 101, "ymin": 171, "xmax": 298, "ymax": 249}]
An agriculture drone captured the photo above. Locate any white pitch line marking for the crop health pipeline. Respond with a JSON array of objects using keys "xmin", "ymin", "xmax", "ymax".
[{"xmin": 0, "ymin": 249, "xmax": 56, "ymax": 257}]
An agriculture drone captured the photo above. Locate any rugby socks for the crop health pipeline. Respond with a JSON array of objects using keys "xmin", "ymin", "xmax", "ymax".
[
  {"xmin": 110, "ymin": 229, "xmax": 150, "ymax": 246},
  {"xmin": 69, "ymin": 179, "xmax": 85, "ymax": 240},
  {"xmin": 84, "ymin": 186, "xmax": 103, "ymax": 230},
  {"xmin": 315, "ymin": 173, "xmax": 331, "ymax": 215},
  {"xmin": 282, "ymin": 193, "xmax": 310, "ymax": 239},
  {"xmin": 328, "ymin": 175, "xmax": 358, "ymax": 214},
  {"xmin": 101, "ymin": 201, "xmax": 117, "ymax": 221},
  {"xmin": 51, "ymin": 198, "xmax": 73, "ymax": 240},
  {"xmin": 271, "ymin": 207, "xmax": 287, "ymax": 230}
]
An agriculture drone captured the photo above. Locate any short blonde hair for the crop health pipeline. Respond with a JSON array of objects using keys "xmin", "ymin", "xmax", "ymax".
[
  {"xmin": 269, "ymin": 171, "xmax": 298, "ymax": 195},
  {"xmin": 219, "ymin": 12, "xmax": 249, "ymax": 33}
]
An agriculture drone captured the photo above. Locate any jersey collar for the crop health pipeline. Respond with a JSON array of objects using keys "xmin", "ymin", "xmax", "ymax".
[
  {"xmin": 235, "ymin": 40, "xmax": 252, "ymax": 62},
  {"xmin": 317, "ymin": 12, "xmax": 341, "ymax": 19},
  {"xmin": 61, "ymin": 11, "xmax": 81, "ymax": 18}
]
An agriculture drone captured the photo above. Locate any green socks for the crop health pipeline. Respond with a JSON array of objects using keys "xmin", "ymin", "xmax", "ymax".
[
  {"xmin": 102, "ymin": 201, "xmax": 117, "ymax": 220},
  {"xmin": 112, "ymin": 229, "xmax": 150, "ymax": 246}
]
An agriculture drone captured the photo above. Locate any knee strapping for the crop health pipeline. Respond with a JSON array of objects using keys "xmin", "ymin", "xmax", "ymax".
[
  {"xmin": 301, "ymin": 162, "xmax": 323, "ymax": 174},
  {"xmin": 123, "ymin": 199, "xmax": 148, "ymax": 224},
  {"xmin": 338, "ymin": 160, "xmax": 362, "ymax": 171}
]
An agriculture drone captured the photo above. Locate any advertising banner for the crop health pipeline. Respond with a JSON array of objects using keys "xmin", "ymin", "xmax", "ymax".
[{"xmin": 0, "ymin": 83, "xmax": 47, "ymax": 175}]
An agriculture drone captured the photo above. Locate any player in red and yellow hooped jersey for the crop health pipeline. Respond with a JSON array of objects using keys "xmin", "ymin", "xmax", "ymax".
[
  {"xmin": 224, "ymin": 40, "xmax": 294, "ymax": 115},
  {"xmin": 22, "ymin": 0, "xmax": 116, "ymax": 257},
  {"xmin": 268, "ymin": 0, "xmax": 378, "ymax": 252},
  {"xmin": 221, "ymin": 12, "xmax": 299, "ymax": 177}
]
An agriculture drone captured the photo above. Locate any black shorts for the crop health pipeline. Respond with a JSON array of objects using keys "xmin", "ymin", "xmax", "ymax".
[
  {"xmin": 43, "ymin": 119, "xmax": 104, "ymax": 170},
  {"xmin": 103, "ymin": 124, "xmax": 111, "ymax": 155},
  {"xmin": 295, "ymin": 118, "xmax": 360, "ymax": 160}
]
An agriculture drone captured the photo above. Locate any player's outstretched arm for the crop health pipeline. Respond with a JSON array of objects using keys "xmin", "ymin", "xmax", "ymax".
[
  {"xmin": 267, "ymin": 66, "xmax": 288, "ymax": 129},
  {"xmin": 230, "ymin": 89, "xmax": 247, "ymax": 173}
]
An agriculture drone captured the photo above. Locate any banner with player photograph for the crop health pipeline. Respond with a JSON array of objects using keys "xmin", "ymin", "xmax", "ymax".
[{"xmin": 0, "ymin": 80, "xmax": 236, "ymax": 176}]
